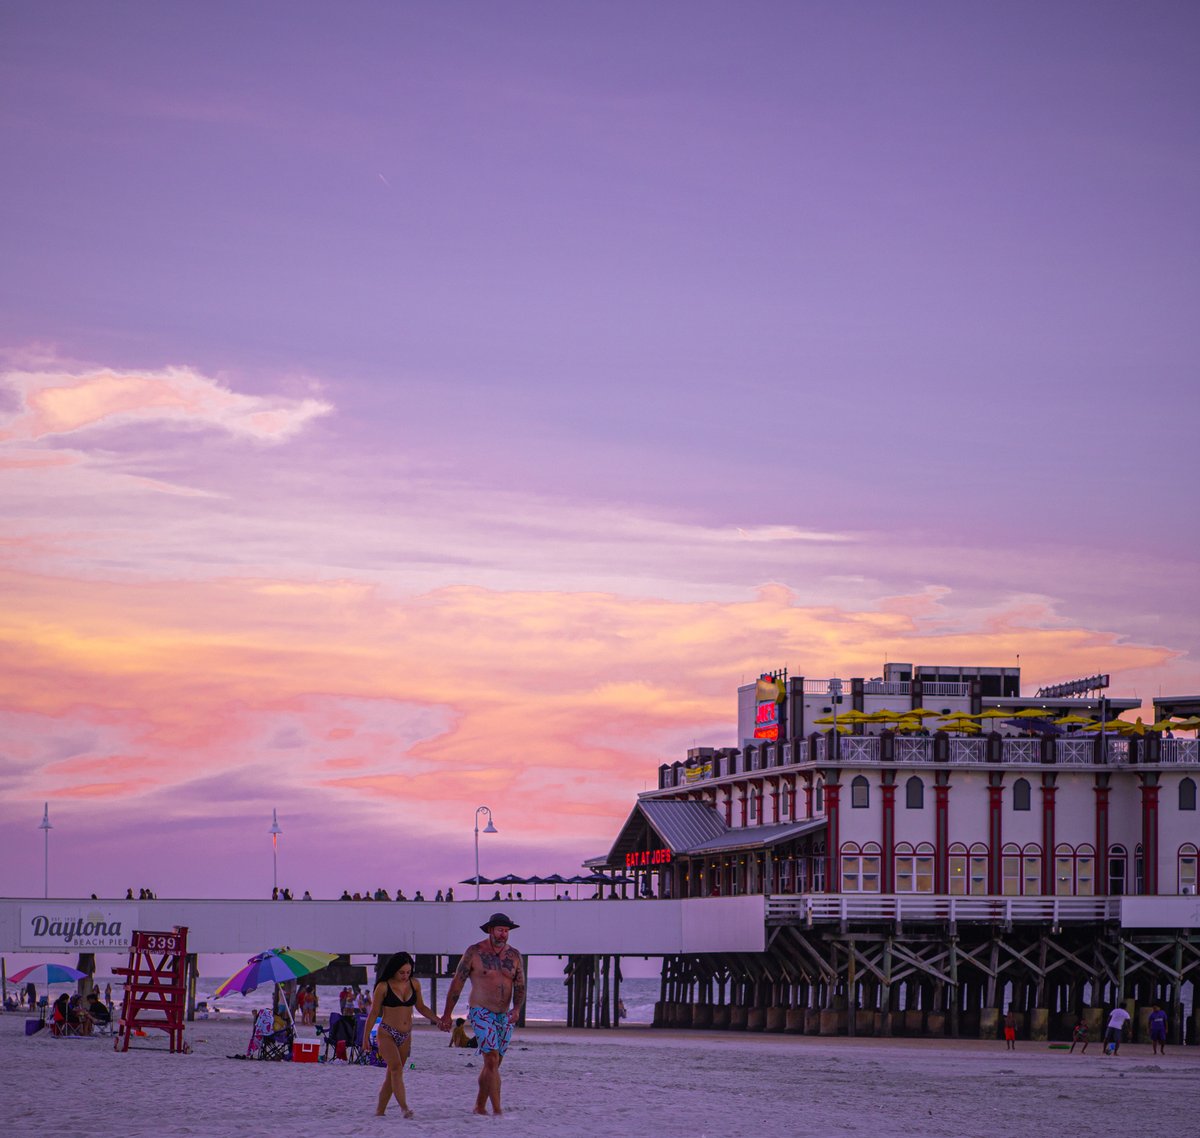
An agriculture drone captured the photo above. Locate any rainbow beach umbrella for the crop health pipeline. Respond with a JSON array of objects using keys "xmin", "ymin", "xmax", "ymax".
[{"xmin": 214, "ymin": 948, "xmax": 338, "ymax": 999}]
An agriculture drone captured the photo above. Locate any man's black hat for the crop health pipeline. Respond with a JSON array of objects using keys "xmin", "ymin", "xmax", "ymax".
[{"xmin": 480, "ymin": 912, "xmax": 519, "ymax": 932}]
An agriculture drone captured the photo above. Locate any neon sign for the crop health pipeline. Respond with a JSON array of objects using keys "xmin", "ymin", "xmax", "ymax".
[
  {"xmin": 626, "ymin": 848, "xmax": 673, "ymax": 868},
  {"xmin": 754, "ymin": 673, "xmax": 786, "ymax": 740}
]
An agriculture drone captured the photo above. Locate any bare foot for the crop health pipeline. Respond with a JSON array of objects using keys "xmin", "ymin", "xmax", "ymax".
[
  {"xmin": 402, "ymin": 1109, "xmax": 414, "ymax": 1119},
  {"xmin": 472, "ymin": 1107, "xmax": 488, "ymax": 1115},
  {"xmin": 375, "ymin": 1110, "xmax": 386, "ymax": 1117}
]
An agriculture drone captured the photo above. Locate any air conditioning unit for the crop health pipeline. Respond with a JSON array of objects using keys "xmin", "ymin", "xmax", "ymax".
[{"xmin": 1182, "ymin": 885, "xmax": 1197, "ymax": 896}]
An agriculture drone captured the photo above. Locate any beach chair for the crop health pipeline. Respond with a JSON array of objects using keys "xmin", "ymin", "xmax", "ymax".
[
  {"xmin": 258, "ymin": 1023, "xmax": 294, "ymax": 1061},
  {"xmin": 316, "ymin": 1013, "xmax": 367, "ymax": 1063}
]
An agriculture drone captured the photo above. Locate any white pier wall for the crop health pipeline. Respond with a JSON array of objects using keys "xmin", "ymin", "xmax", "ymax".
[{"xmin": 0, "ymin": 897, "xmax": 767, "ymax": 957}]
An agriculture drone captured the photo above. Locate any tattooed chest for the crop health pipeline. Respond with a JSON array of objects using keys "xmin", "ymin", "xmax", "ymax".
[{"xmin": 479, "ymin": 950, "xmax": 517, "ymax": 976}]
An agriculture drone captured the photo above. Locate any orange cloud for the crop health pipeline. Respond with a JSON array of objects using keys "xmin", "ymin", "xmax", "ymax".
[{"xmin": 0, "ymin": 565, "xmax": 1183, "ymax": 865}]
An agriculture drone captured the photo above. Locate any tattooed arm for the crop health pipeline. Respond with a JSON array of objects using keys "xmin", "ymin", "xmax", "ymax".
[
  {"xmin": 509, "ymin": 950, "xmax": 526, "ymax": 1023},
  {"xmin": 438, "ymin": 947, "xmax": 474, "ymax": 1030}
]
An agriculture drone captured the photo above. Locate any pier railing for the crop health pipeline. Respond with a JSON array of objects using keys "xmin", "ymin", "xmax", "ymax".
[{"xmin": 765, "ymin": 893, "xmax": 1121, "ymax": 925}]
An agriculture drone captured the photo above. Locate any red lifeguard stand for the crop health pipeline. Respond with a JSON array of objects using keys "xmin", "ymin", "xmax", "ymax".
[{"xmin": 114, "ymin": 926, "xmax": 189, "ymax": 1053}]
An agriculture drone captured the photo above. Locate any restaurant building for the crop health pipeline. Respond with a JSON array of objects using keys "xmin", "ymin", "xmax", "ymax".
[{"xmin": 593, "ymin": 663, "xmax": 1200, "ymax": 1041}]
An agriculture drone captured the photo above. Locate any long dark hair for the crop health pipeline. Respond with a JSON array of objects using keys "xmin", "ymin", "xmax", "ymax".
[{"xmin": 377, "ymin": 951, "xmax": 414, "ymax": 985}]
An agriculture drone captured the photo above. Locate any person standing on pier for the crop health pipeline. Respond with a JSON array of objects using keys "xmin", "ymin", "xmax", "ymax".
[{"xmin": 438, "ymin": 913, "xmax": 526, "ymax": 1116}]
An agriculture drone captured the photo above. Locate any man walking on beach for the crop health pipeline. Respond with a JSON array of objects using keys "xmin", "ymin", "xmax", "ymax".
[
  {"xmin": 1103, "ymin": 1005, "xmax": 1131, "ymax": 1055},
  {"xmin": 439, "ymin": 912, "xmax": 526, "ymax": 1116}
]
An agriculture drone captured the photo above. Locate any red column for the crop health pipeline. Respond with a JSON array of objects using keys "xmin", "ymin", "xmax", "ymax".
[
  {"xmin": 934, "ymin": 783, "xmax": 950, "ymax": 893},
  {"xmin": 1041, "ymin": 779, "xmax": 1057, "ymax": 895},
  {"xmin": 1094, "ymin": 781, "xmax": 1111, "ymax": 895},
  {"xmin": 988, "ymin": 783, "xmax": 1004, "ymax": 894},
  {"xmin": 1141, "ymin": 779, "xmax": 1160, "ymax": 894},
  {"xmin": 881, "ymin": 782, "xmax": 896, "ymax": 893},
  {"xmin": 825, "ymin": 782, "xmax": 841, "ymax": 892}
]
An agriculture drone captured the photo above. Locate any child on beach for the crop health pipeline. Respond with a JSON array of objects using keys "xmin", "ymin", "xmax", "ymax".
[
  {"xmin": 1003, "ymin": 1009, "xmax": 1016, "ymax": 1050},
  {"xmin": 1069, "ymin": 1016, "xmax": 1088, "ymax": 1053}
]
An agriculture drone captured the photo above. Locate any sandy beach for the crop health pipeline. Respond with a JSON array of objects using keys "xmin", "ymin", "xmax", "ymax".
[{"xmin": 6, "ymin": 1011, "xmax": 1198, "ymax": 1138}]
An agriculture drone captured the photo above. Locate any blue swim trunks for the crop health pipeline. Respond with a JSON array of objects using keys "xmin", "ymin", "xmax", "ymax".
[{"xmin": 467, "ymin": 1006, "xmax": 513, "ymax": 1056}]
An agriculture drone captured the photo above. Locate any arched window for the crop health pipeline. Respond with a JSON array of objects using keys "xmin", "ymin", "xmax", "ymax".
[
  {"xmin": 1002, "ymin": 843, "xmax": 1022, "ymax": 896},
  {"xmin": 851, "ymin": 775, "xmax": 870, "ymax": 808},
  {"xmin": 1001, "ymin": 843, "xmax": 1042, "ymax": 895},
  {"xmin": 840, "ymin": 842, "xmax": 880, "ymax": 892},
  {"xmin": 815, "ymin": 778, "xmax": 825, "ymax": 814},
  {"xmin": 1022, "ymin": 844, "xmax": 1042, "ymax": 895},
  {"xmin": 1075, "ymin": 843, "xmax": 1095, "ymax": 896},
  {"xmin": 1013, "ymin": 778, "xmax": 1031, "ymax": 811},
  {"xmin": 1055, "ymin": 843, "xmax": 1075, "ymax": 895},
  {"xmin": 1179, "ymin": 844, "xmax": 1198, "ymax": 894},
  {"xmin": 969, "ymin": 842, "xmax": 989, "ymax": 896},
  {"xmin": 906, "ymin": 776, "xmax": 924, "ymax": 810},
  {"xmin": 1135, "ymin": 843, "xmax": 1144, "ymax": 895},
  {"xmin": 1181, "ymin": 778, "xmax": 1197, "ymax": 811},
  {"xmin": 1109, "ymin": 844, "xmax": 1127, "ymax": 896},
  {"xmin": 948, "ymin": 842, "xmax": 969, "ymax": 896}
]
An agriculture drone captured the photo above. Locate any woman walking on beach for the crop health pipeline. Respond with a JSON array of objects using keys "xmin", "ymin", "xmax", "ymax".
[{"xmin": 365, "ymin": 951, "xmax": 439, "ymax": 1118}]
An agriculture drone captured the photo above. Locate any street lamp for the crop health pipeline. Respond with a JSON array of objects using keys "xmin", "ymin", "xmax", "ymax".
[
  {"xmin": 38, "ymin": 802, "xmax": 52, "ymax": 899},
  {"xmin": 474, "ymin": 806, "xmax": 498, "ymax": 900},
  {"xmin": 268, "ymin": 808, "xmax": 282, "ymax": 895}
]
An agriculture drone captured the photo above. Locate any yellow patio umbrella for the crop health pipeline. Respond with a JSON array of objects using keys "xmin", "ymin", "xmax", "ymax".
[
  {"xmin": 1082, "ymin": 719, "xmax": 1136, "ymax": 734},
  {"xmin": 1012, "ymin": 708, "xmax": 1054, "ymax": 719},
  {"xmin": 940, "ymin": 711, "xmax": 980, "ymax": 720},
  {"xmin": 834, "ymin": 709, "xmax": 868, "ymax": 722},
  {"xmin": 1150, "ymin": 719, "xmax": 1179, "ymax": 731},
  {"xmin": 904, "ymin": 708, "xmax": 944, "ymax": 718},
  {"xmin": 868, "ymin": 709, "xmax": 905, "ymax": 720},
  {"xmin": 895, "ymin": 718, "xmax": 924, "ymax": 732},
  {"xmin": 1054, "ymin": 714, "xmax": 1096, "ymax": 726},
  {"xmin": 977, "ymin": 708, "xmax": 1009, "ymax": 722},
  {"xmin": 1169, "ymin": 716, "xmax": 1200, "ymax": 732}
]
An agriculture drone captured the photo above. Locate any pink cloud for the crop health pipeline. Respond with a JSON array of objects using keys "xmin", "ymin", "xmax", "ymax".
[{"xmin": 0, "ymin": 365, "xmax": 331, "ymax": 444}]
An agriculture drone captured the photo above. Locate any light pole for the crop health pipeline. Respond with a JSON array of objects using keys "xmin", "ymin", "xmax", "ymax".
[
  {"xmin": 268, "ymin": 809, "xmax": 282, "ymax": 895},
  {"xmin": 38, "ymin": 802, "xmax": 52, "ymax": 899},
  {"xmin": 474, "ymin": 806, "xmax": 497, "ymax": 900}
]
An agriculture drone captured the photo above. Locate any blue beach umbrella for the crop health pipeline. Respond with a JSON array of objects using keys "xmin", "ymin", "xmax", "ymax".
[{"xmin": 10, "ymin": 962, "xmax": 88, "ymax": 1005}]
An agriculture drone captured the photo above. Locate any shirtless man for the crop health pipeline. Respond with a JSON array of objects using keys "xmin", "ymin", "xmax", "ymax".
[{"xmin": 438, "ymin": 913, "xmax": 526, "ymax": 1116}]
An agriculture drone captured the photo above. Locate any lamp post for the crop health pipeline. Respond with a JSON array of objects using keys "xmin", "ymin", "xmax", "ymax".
[
  {"xmin": 474, "ymin": 806, "xmax": 497, "ymax": 900},
  {"xmin": 38, "ymin": 802, "xmax": 52, "ymax": 899},
  {"xmin": 268, "ymin": 809, "xmax": 282, "ymax": 895}
]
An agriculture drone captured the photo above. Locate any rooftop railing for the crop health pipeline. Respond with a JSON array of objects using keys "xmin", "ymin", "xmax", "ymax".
[{"xmin": 660, "ymin": 733, "xmax": 1199, "ymax": 788}]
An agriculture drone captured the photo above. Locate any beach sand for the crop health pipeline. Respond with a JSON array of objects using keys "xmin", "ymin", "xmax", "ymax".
[{"xmin": 5, "ymin": 1012, "xmax": 1198, "ymax": 1137}]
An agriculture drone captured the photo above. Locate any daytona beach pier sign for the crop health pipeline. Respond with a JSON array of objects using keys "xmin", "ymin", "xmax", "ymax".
[{"xmin": 20, "ymin": 904, "xmax": 137, "ymax": 949}]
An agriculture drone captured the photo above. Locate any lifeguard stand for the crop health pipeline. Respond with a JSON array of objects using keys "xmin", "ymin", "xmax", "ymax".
[{"xmin": 114, "ymin": 926, "xmax": 188, "ymax": 1053}]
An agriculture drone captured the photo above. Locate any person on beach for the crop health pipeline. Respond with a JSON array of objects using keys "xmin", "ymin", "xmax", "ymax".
[
  {"xmin": 1103, "ymin": 1005, "xmax": 1131, "ymax": 1055},
  {"xmin": 1003, "ymin": 1008, "xmax": 1016, "ymax": 1050},
  {"xmin": 363, "ymin": 951, "xmax": 439, "ymax": 1119},
  {"xmin": 1069, "ymin": 1015, "xmax": 1089, "ymax": 1054},
  {"xmin": 1148, "ymin": 1004, "xmax": 1168, "ymax": 1054},
  {"xmin": 438, "ymin": 912, "xmax": 527, "ymax": 1116}
]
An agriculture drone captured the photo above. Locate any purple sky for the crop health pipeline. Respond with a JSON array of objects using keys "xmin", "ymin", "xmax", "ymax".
[{"xmin": 1, "ymin": 2, "xmax": 1197, "ymax": 902}]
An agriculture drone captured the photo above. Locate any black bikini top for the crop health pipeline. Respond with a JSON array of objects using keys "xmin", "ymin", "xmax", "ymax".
[{"xmin": 382, "ymin": 982, "xmax": 417, "ymax": 1008}]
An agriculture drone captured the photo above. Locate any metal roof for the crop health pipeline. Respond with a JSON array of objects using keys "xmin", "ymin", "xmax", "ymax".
[
  {"xmin": 687, "ymin": 817, "xmax": 826, "ymax": 856},
  {"xmin": 604, "ymin": 800, "xmax": 826, "ymax": 863},
  {"xmin": 639, "ymin": 799, "xmax": 728, "ymax": 850}
]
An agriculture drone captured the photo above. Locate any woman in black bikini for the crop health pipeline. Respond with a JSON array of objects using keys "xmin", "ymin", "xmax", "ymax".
[{"xmin": 365, "ymin": 951, "xmax": 439, "ymax": 1118}]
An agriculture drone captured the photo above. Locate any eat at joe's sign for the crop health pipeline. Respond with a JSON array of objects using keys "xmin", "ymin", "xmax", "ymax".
[{"xmin": 626, "ymin": 848, "xmax": 672, "ymax": 868}]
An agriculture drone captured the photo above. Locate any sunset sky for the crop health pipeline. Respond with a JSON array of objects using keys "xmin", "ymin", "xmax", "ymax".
[{"xmin": 2, "ymin": 2, "xmax": 1197, "ymax": 901}]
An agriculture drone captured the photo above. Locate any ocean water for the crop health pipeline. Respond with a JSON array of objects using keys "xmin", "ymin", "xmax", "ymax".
[{"xmin": 20, "ymin": 975, "xmax": 663, "ymax": 1026}]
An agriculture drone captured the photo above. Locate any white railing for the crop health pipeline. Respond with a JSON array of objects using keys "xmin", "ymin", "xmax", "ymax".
[
  {"xmin": 814, "ymin": 736, "xmax": 827, "ymax": 763},
  {"xmin": 949, "ymin": 739, "xmax": 987, "ymax": 764},
  {"xmin": 1107, "ymin": 738, "xmax": 1129, "ymax": 767},
  {"xmin": 1003, "ymin": 738, "xmax": 1040, "ymax": 764},
  {"xmin": 803, "ymin": 678, "xmax": 834, "ymax": 694},
  {"xmin": 895, "ymin": 738, "xmax": 932, "ymax": 763},
  {"xmin": 863, "ymin": 680, "xmax": 910, "ymax": 695},
  {"xmin": 921, "ymin": 681, "xmax": 971, "ymax": 696},
  {"xmin": 765, "ymin": 893, "xmax": 1121, "ymax": 924},
  {"xmin": 839, "ymin": 737, "xmax": 879, "ymax": 763},
  {"xmin": 1056, "ymin": 738, "xmax": 1094, "ymax": 766},
  {"xmin": 1160, "ymin": 738, "xmax": 1200, "ymax": 764}
]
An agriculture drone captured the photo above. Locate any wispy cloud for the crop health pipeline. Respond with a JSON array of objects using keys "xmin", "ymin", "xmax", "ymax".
[{"xmin": 0, "ymin": 365, "xmax": 331, "ymax": 445}]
